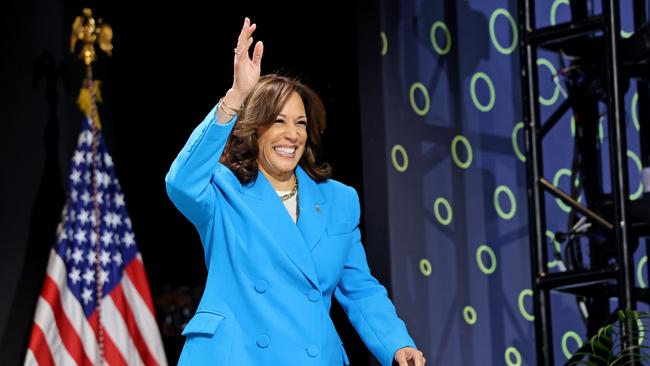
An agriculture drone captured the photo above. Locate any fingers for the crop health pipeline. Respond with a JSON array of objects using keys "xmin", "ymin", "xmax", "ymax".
[
  {"xmin": 252, "ymin": 41, "xmax": 264, "ymax": 67},
  {"xmin": 395, "ymin": 351, "xmax": 408, "ymax": 366}
]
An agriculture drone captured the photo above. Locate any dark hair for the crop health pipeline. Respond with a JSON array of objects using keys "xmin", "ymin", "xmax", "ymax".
[{"xmin": 220, "ymin": 74, "xmax": 332, "ymax": 184}]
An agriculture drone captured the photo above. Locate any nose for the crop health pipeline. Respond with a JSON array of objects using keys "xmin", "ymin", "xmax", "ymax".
[{"xmin": 284, "ymin": 123, "xmax": 299, "ymax": 141}]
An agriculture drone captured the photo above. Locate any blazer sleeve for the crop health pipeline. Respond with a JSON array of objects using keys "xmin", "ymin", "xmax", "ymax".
[
  {"xmin": 165, "ymin": 104, "xmax": 237, "ymax": 226},
  {"xmin": 334, "ymin": 187, "xmax": 416, "ymax": 366}
]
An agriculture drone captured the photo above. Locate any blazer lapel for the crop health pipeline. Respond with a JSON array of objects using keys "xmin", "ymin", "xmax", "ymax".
[
  {"xmin": 241, "ymin": 170, "xmax": 320, "ymax": 289},
  {"xmin": 296, "ymin": 166, "xmax": 328, "ymax": 252}
]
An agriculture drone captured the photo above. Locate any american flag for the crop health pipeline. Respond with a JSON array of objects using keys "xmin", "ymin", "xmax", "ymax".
[{"xmin": 25, "ymin": 117, "xmax": 167, "ymax": 366}]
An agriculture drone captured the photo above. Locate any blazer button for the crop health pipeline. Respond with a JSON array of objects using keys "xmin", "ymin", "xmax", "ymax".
[
  {"xmin": 306, "ymin": 345, "xmax": 320, "ymax": 357},
  {"xmin": 254, "ymin": 279, "xmax": 268, "ymax": 293},
  {"xmin": 307, "ymin": 289, "xmax": 321, "ymax": 302},
  {"xmin": 257, "ymin": 334, "xmax": 270, "ymax": 348}
]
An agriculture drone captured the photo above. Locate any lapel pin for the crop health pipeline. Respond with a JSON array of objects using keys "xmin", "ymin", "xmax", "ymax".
[{"xmin": 315, "ymin": 204, "xmax": 320, "ymax": 213}]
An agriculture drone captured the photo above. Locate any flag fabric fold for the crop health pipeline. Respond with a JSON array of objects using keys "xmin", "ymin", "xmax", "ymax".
[{"xmin": 25, "ymin": 115, "xmax": 167, "ymax": 366}]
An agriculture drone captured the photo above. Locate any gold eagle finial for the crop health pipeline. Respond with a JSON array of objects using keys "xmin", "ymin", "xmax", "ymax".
[{"xmin": 70, "ymin": 8, "xmax": 113, "ymax": 66}]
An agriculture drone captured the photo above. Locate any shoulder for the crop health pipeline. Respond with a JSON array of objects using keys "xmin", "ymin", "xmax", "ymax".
[{"xmin": 317, "ymin": 178, "xmax": 358, "ymax": 201}]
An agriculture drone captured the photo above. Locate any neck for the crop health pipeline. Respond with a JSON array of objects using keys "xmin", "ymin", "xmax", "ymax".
[{"xmin": 259, "ymin": 167, "xmax": 295, "ymax": 191}]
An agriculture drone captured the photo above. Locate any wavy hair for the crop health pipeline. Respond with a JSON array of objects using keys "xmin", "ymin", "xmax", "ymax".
[{"xmin": 220, "ymin": 74, "xmax": 332, "ymax": 184}]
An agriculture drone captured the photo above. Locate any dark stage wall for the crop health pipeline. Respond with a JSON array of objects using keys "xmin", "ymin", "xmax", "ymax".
[{"xmin": 0, "ymin": 1, "xmax": 379, "ymax": 364}]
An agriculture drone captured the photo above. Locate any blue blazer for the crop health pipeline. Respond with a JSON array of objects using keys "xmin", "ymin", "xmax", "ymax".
[{"xmin": 165, "ymin": 105, "xmax": 415, "ymax": 366}]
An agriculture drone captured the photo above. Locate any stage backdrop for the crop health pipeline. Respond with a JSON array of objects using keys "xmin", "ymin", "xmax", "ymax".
[{"xmin": 357, "ymin": 1, "xmax": 646, "ymax": 365}]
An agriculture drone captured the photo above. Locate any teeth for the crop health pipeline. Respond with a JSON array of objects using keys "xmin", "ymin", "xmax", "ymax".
[{"xmin": 274, "ymin": 146, "xmax": 295, "ymax": 154}]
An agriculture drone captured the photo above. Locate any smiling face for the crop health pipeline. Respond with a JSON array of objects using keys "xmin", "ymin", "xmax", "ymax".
[{"xmin": 256, "ymin": 91, "xmax": 308, "ymax": 184}]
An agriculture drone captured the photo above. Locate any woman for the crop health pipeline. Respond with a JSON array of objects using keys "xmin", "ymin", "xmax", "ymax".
[{"xmin": 165, "ymin": 17, "xmax": 425, "ymax": 366}]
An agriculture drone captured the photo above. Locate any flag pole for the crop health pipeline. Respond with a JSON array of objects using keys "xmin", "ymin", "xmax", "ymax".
[{"xmin": 70, "ymin": 8, "xmax": 113, "ymax": 365}]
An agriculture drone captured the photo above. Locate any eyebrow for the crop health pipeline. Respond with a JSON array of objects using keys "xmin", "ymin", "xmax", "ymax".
[{"xmin": 278, "ymin": 113, "xmax": 307, "ymax": 119}]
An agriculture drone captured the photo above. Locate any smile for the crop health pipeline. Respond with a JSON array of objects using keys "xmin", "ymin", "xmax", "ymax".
[{"xmin": 274, "ymin": 146, "xmax": 296, "ymax": 157}]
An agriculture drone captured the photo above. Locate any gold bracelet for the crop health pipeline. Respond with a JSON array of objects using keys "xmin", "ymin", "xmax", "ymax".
[
  {"xmin": 219, "ymin": 97, "xmax": 244, "ymax": 112},
  {"xmin": 219, "ymin": 101, "xmax": 237, "ymax": 117}
]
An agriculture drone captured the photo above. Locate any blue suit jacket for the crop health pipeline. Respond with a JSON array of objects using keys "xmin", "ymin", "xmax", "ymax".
[{"xmin": 165, "ymin": 105, "xmax": 415, "ymax": 366}]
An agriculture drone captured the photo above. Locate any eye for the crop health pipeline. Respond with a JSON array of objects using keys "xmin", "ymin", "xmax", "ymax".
[
  {"xmin": 274, "ymin": 118, "xmax": 285, "ymax": 124},
  {"xmin": 297, "ymin": 120, "xmax": 307, "ymax": 126}
]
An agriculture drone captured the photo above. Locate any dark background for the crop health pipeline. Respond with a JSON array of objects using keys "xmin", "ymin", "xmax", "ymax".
[{"xmin": 0, "ymin": 0, "xmax": 386, "ymax": 364}]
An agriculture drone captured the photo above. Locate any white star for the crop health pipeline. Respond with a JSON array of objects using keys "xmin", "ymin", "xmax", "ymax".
[
  {"xmin": 73, "ymin": 150, "xmax": 85, "ymax": 166},
  {"xmin": 69, "ymin": 170, "xmax": 81, "ymax": 185},
  {"xmin": 99, "ymin": 250, "xmax": 111, "ymax": 266},
  {"xmin": 101, "ymin": 231, "xmax": 113, "ymax": 246},
  {"xmin": 72, "ymin": 248, "xmax": 84, "ymax": 264},
  {"xmin": 85, "ymin": 152, "xmax": 93, "ymax": 165},
  {"xmin": 113, "ymin": 252, "xmax": 123, "ymax": 266},
  {"xmin": 81, "ymin": 287, "xmax": 93, "ymax": 304},
  {"xmin": 73, "ymin": 229, "xmax": 87, "ymax": 244},
  {"xmin": 65, "ymin": 247, "xmax": 72, "ymax": 260},
  {"xmin": 69, "ymin": 267, "xmax": 81, "ymax": 284},
  {"xmin": 82, "ymin": 269, "xmax": 95, "ymax": 285},
  {"xmin": 87, "ymin": 251, "xmax": 97, "ymax": 265},
  {"xmin": 124, "ymin": 218, "xmax": 132, "ymax": 229},
  {"xmin": 112, "ymin": 213, "xmax": 122, "ymax": 227},
  {"xmin": 84, "ymin": 171, "xmax": 91, "ymax": 185},
  {"xmin": 98, "ymin": 269, "xmax": 110, "ymax": 285},
  {"xmin": 95, "ymin": 192, "xmax": 104, "ymax": 205},
  {"xmin": 103, "ymin": 213, "xmax": 112, "ymax": 227},
  {"xmin": 70, "ymin": 189, "xmax": 78, "ymax": 202},
  {"xmin": 57, "ymin": 229, "xmax": 68, "ymax": 243},
  {"xmin": 104, "ymin": 153, "xmax": 114, "ymax": 167},
  {"xmin": 114, "ymin": 193, "xmax": 125, "ymax": 208},
  {"xmin": 80, "ymin": 191, "xmax": 91, "ymax": 206},
  {"xmin": 101, "ymin": 172, "xmax": 111, "ymax": 188},
  {"xmin": 90, "ymin": 231, "xmax": 97, "ymax": 245},
  {"xmin": 122, "ymin": 232, "xmax": 135, "ymax": 248},
  {"xmin": 77, "ymin": 209, "xmax": 90, "ymax": 225}
]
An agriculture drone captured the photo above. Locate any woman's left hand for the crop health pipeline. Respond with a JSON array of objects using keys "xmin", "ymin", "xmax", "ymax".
[{"xmin": 394, "ymin": 346, "xmax": 426, "ymax": 366}]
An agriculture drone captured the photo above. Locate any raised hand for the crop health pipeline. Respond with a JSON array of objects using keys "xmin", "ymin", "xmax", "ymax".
[
  {"xmin": 232, "ymin": 17, "xmax": 264, "ymax": 96},
  {"xmin": 394, "ymin": 346, "xmax": 426, "ymax": 366}
]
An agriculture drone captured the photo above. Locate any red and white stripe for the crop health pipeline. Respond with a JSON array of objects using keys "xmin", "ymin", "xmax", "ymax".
[{"xmin": 25, "ymin": 249, "xmax": 167, "ymax": 366}]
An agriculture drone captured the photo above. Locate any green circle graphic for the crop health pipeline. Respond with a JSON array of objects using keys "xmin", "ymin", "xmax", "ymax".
[
  {"xmin": 420, "ymin": 258, "xmax": 432, "ymax": 277},
  {"xmin": 632, "ymin": 92, "xmax": 640, "ymax": 131},
  {"xmin": 433, "ymin": 197, "xmax": 453, "ymax": 226},
  {"xmin": 570, "ymin": 115, "xmax": 604, "ymax": 143},
  {"xmin": 518, "ymin": 289, "xmax": 535, "ymax": 321},
  {"xmin": 628, "ymin": 150, "xmax": 643, "ymax": 200},
  {"xmin": 621, "ymin": 29, "xmax": 633, "ymax": 39},
  {"xmin": 550, "ymin": 0, "xmax": 570, "ymax": 26},
  {"xmin": 470, "ymin": 72, "xmax": 496, "ymax": 112},
  {"xmin": 561, "ymin": 331, "xmax": 583, "ymax": 360},
  {"xmin": 463, "ymin": 306, "xmax": 477, "ymax": 325},
  {"xmin": 476, "ymin": 244, "xmax": 497, "ymax": 275},
  {"xmin": 537, "ymin": 58, "xmax": 561, "ymax": 106},
  {"xmin": 451, "ymin": 135, "xmax": 473, "ymax": 169},
  {"xmin": 494, "ymin": 185, "xmax": 517, "ymax": 220},
  {"xmin": 638, "ymin": 256, "xmax": 647, "ymax": 289},
  {"xmin": 512, "ymin": 121, "xmax": 526, "ymax": 162},
  {"xmin": 505, "ymin": 347, "xmax": 522, "ymax": 366},
  {"xmin": 552, "ymin": 169, "xmax": 582, "ymax": 212},
  {"xmin": 430, "ymin": 21, "xmax": 451, "ymax": 55},
  {"xmin": 489, "ymin": 8, "xmax": 518, "ymax": 55},
  {"xmin": 391, "ymin": 145, "xmax": 409, "ymax": 172},
  {"xmin": 546, "ymin": 229, "xmax": 562, "ymax": 268},
  {"xmin": 380, "ymin": 31, "xmax": 388, "ymax": 56},
  {"xmin": 409, "ymin": 82, "xmax": 430, "ymax": 116}
]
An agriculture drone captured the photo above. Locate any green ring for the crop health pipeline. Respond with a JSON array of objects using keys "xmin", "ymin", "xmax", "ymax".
[
  {"xmin": 380, "ymin": 32, "xmax": 388, "ymax": 56},
  {"xmin": 570, "ymin": 116, "xmax": 604, "ymax": 144},
  {"xmin": 505, "ymin": 347, "xmax": 522, "ymax": 366},
  {"xmin": 621, "ymin": 29, "xmax": 633, "ymax": 39},
  {"xmin": 552, "ymin": 168, "xmax": 582, "ymax": 213},
  {"xmin": 550, "ymin": 0, "xmax": 570, "ymax": 26},
  {"xmin": 451, "ymin": 135, "xmax": 473, "ymax": 169},
  {"xmin": 420, "ymin": 258, "xmax": 432, "ymax": 277},
  {"xmin": 537, "ymin": 58, "xmax": 561, "ymax": 106},
  {"xmin": 433, "ymin": 197, "xmax": 453, "ymax": 226},
  {"xmin": 430, "ymin": 21, "xmax": 451, "ymax": 55},
  {"xmin": 512, "ymin": 122, "xmax": 526, "ymax": 162},
  {"xmin": 546, "ymin": 230, "xmax": 562, "ymax": 269},
  {"xmin": 561, "ymin": 331, "xmax": 583, "ymax": 360},
  {"xmin": 638, "ymin": 256, "xmax": 647, "ymax": 289},
  {"xmin": 469, "ymin": 72, "xmax": 496, "ymax": 112},
  {"xmin": 409, "ymin": 82, "xmax": 430, "ymax": 116},
  {"xmin": 463, "ymin": 306, "xmax": 477, "ymax": 325},
  {"xmin": 390, "ymin": 145, "xmax": 409, "ymax": 172},
  {"xmin": 476, "ymin": 244, "xmax": 497, "ymax": 275},
  {"xmin": 632, "ymin": 92, "xmax": 640, "ymax": 131},
  {"xmin": 518, "ymin": 289, "xmax": 535, "ymax": 321},
  {"xmin": 628, "ymin": 150, "xmax": 643, "ymax": 200},
  {"xmin": 489, "ymin": 8, "xmax": 518, "ymax": 55},
  {"xmin": 494, "ymin": 185, "xmax": 517, "ymax": 220}
]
